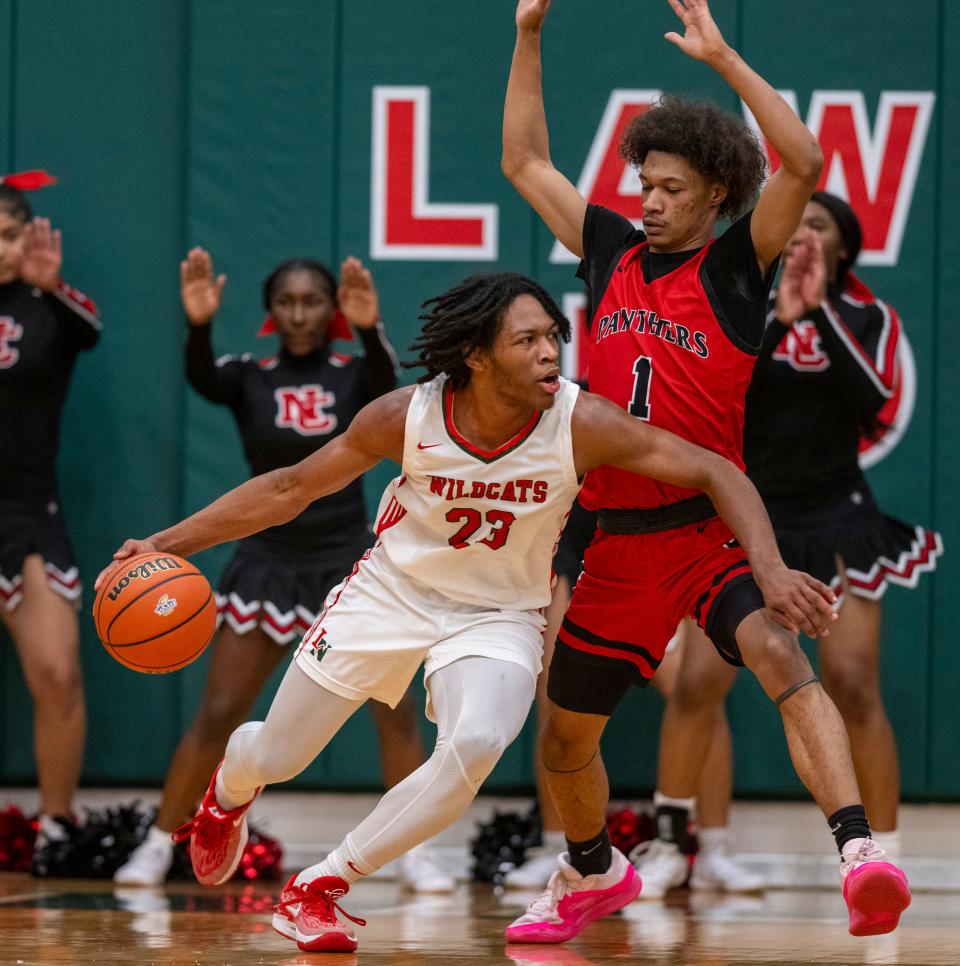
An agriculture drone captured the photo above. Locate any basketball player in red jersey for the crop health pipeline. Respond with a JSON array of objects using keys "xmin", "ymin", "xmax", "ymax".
[{"xmin": 502, "ymin": 0, "xmax": 910, "ymax": 942}]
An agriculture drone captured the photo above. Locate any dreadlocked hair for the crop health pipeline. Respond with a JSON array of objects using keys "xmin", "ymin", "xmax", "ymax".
[{"xmin": 404, "ymin": 273, "xmax": 571, "ymax": 388}]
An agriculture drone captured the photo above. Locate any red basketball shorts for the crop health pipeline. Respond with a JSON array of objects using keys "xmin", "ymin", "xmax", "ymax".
[{"xmin": 548, "ymin": 517, "xmax": 764, "ymax": 715}]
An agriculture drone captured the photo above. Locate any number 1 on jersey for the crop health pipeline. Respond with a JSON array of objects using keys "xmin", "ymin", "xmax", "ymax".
[{"xmin": 628, "ymin": 355, "xmax": 653, "ymax": 420}]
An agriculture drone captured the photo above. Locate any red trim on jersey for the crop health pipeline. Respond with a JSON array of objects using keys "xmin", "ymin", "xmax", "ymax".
[{"xmin": 441, "ymin": 381, "xmax": 542, "ymax": 463}]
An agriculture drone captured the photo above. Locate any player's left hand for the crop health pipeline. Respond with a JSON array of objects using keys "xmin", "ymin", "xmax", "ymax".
[
  {"xmin": 20, "ymin": 217, "xmax": 62, "ymax": 291},
  {"xmin": 664, "ymin": 0, "xmax": 730, "ymax": 64},
  {"xmin": 755, "ymin": 566, "xmax": 837, "ymax": 638},
  {"xmin": 338, "ymin": 256, "xmax": 380, "ymax": 329},
  {"xmin": 94, "ymin": 538, "xmax": 161, "ymax": 591}
]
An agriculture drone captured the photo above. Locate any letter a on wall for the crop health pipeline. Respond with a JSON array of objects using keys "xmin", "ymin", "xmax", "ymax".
[
  {"xmin": 371, "ymin": 86, "xmax": 498, "ymax": 260},
  {"xmin": 550, "ymin": 89, "xmax": 661, "ymax": 264}
]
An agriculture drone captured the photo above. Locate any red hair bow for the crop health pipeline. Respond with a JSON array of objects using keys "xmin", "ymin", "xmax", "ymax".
[
  {"xmin": 257, "ymin": 309, "xmax": 353, "ymax": 341},
  {"xmin": 1, "ymin": 170, "xmax": 57, "ymax": 190}
]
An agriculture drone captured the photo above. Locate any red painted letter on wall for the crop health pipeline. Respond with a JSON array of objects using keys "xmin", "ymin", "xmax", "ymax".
[
  {"xmin": 371, "ymin": 86, "xmax": 498, "ymax": 260},
  {"xmin": 550, "ymin": 90, "xmax": 660, "ymax": 264},
  {"xmin": 745, "ymin": 91, "xmax": 935, "ymax": 266}
]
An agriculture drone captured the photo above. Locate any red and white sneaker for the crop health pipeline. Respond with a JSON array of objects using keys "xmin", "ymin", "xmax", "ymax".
[
  {"xmin": 505, "ymin": 848, "xmax": 641, "ymax": 944},
  {"xmin": 273, "ymin": 875, "xmax": 366, "ymax": 952},
  {"xmin": 271, "ymin": 875, "xmax": 301, "ymax": 941},
  {"xmin": 171, "ymin": 762, "xmax": 259, "ymax": 886},
  {"xmin": 840, "ymin": 838, "xmax": 911, "ymax": 937}
]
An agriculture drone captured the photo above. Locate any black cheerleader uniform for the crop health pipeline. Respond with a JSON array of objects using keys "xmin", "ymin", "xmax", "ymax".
[
  {"xmin": 0, "ymin": 279, "xmax": 102, "ymax": 609},
  {"xmin": 185, "ymin": 321, "xmax": 397, "ymax": 644},
  {"xmin": 744, "ymin": 273, "xmax": 941, "ymax": 599}
]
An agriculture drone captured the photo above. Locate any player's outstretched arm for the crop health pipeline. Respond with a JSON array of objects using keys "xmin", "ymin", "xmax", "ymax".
[
  {"xmin": 664, "ymin": 0, "xmax": 822, "ymax": 273},
  {"xmin": 502, "ymin": 0, "xmax": 587, "ymax": 258},
  {"xmin": 572, "ymin": 391, "xmax": 837, "ymax": 637},
  {"xmin": 96, "ymin": 388, "xmax": 412, "ymax": 587}
]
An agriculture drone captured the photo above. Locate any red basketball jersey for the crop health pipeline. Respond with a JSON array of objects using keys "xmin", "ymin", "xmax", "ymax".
[{"xmin": 580, "ymin": 240, "xmax": 757, "ymax": 511}]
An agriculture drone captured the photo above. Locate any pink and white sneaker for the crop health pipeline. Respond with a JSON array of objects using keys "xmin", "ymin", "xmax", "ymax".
[
  {"xmin": 273, "ymin": 875, "xmax": 366, "ymax": 952},
  {"xmin": 171, "ymin": 762, "xmax": 259, "ymax": 886},
  {"xmin": 840, "ymin": 838, "xmax": 911, "ymax": 936},
  {"xmin": 505, "ymin": 848, "xmax": 641, "ymax": 944}
]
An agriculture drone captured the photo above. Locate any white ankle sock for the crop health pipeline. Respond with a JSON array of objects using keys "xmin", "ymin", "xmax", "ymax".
[
  {"xmin": 145, "ymin": 825, "xmax": 174, "ymax": 850},
  {"xmin": 653, "ymin": 791, "xmax": 696, "ymax": 813},
  {"xmin": 870, "ymin": 829, "xmax": 901, "ymax": 862},
  {"xmin": 697, "ymin": 826, "xmax": 729, "ymax": 856},
  {"xmin": 542, "ymin": 830, "xmax": 566, "ymax": 850}
]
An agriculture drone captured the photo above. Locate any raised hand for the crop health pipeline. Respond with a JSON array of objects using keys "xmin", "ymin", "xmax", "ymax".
[
  {"xmin": 515, "ymin": 0, "xmax": 551, "ymax": 32},
  {"xmin": 664, "ymin": 0, "xmax": 730, "ymax": 64},
  {"xmin": 179, "ymin": 247, "xmax": 226, "ymax": 326},
  {"xmin": 776, "ymin": 228, "xmax": 826, "ymax": 323},
  {"xmin": 20, "ymin": 217, "xmax": 62, "ymax": 291},
  {"xmin": 337, "ymin": 257, "xmax": 380, "ymax": 329}
]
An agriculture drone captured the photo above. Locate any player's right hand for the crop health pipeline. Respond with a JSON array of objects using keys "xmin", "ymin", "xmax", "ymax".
[
  {"xmin": 756, "ymin": 566, "xmax": 837, "ymax": 638},
  {"xmin": 94, "ymin": 538, "xmax": 160, "ymax": 591},
  {"xmin": 180, "ymin": 247, "xmax": 226, "ymax": 326},
  {"xmin": 516, "ymin": 0, "xmax": 551, "ymax": 32}
]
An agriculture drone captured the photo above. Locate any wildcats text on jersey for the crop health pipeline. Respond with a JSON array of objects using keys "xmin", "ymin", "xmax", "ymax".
[
  {"xmin": 427, "ymin": 475, "xmax": 549, "ymax": 504},
  {"xmin": 595, "ymin": 305, "xmax": 709, "ymax": 358}
]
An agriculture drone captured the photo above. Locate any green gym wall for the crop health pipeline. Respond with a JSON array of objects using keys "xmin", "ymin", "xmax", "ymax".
[{"xmin": 1, "ymin": 0, "xmax": 957, "ymax": 799}]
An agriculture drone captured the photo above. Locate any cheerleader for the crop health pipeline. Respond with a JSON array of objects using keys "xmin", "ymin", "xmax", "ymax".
[
  {"xmin": 0, "ymin": 172, "xmax": 101, "ymax": 872},
  {"xmin": 115, "ymin": 248, "xmax": 452, "ymax": 891}
]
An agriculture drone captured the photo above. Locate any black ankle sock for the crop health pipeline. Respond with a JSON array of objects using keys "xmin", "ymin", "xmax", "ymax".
[
  {"xmin": 566, "ymin": 827, "xmax": 612, "ymax": 878},
  {"xmin": 655, "ymin": 804, "xmax": 691, "ymax": 852},
  {"xmin": 827, "ymin": 804, "xmax": 871, "ymax": 854}
]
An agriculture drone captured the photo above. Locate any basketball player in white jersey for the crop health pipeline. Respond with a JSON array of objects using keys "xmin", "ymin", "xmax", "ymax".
[{"xmin": 99, "ymin": 272, "xmax": 835, "ymax": 954}]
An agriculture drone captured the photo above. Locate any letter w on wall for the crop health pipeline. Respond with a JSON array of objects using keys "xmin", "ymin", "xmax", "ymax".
[
  {"xmin": 744, "ymin": 91, "xmax": 935, "ymax": 266},
  {"xmin": 371, "ymin": 86, "xmax": 498, "ymax": 260}
]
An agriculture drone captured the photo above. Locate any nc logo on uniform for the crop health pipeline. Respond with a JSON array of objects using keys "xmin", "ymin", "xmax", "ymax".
[
  {"xmin": 274, "ymin": 385, "xmax": 338, "ymax": 437},
  {"xmin": 773, "ymin": 321, "xmax": 829, "ymax": 372},
  {"xmin": 0, "ymin": 317, "xmax": 23, "ymax": 369}
]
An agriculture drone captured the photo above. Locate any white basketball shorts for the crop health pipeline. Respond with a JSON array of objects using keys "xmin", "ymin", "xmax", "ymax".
[{"xmin": 294, "ymin": 543, "xmax": 545, "ymax": 720}]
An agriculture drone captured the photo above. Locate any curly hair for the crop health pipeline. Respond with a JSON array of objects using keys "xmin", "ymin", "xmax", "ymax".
[
  {"xmin": 404, "ymin": 273, "xmax": 571, "ymax": 389},
  {"xmin": 620, "ymin": 95, "xmax": 766, "ymax": 219}
]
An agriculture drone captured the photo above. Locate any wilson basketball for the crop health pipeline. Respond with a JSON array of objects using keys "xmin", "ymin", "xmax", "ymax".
[{"xmin": 93, "ymin": 552, "xmax": 217, "ymax": 673}]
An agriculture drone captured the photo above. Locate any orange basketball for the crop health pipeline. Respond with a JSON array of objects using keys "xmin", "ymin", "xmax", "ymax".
[{"xmin": 93, "ymin": 552, "xmax": 217, "ymax": 673}]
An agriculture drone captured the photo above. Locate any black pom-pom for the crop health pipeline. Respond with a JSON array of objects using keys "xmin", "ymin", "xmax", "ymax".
[{"xmin": 469, "ymin": 803, "xmax": 541, "ymax": 884}]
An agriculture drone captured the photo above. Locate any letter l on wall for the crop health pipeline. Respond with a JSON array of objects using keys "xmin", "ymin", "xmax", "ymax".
[{"xmin": 371, "ymin": 86, "xmax": 498, "ymax": 260}]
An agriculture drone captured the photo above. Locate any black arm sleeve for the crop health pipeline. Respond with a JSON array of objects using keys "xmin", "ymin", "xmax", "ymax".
[
  {"xmin": 357, "ymin": 323, "xmax": 399, "ymax": 402},
  {"xmin": 757, "ymin": 302, "xmax": 789, "ymax": 364},
  {"xmin": 703, "ymin": 211, "xmax": 779, "ymax": 350},
  {"xmin": 184, "ymin": 323, "xmax": 247, "ymax": 407},
  {"xmin": 45, "ymin": 284, "xmax": 102, "ymax": 351},
  {"xmin": 810, "ymin": 301, "xmax": 892, "ymax": 419},
  {"xmin": 576, "ymin": 204, "xmax": 644, "ymax": 327}
]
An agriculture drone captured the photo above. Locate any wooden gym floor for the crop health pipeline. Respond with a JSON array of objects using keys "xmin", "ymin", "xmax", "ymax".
[{"xmin": 1, "ymin": 872, "xmax": 958, "ymax": 965}]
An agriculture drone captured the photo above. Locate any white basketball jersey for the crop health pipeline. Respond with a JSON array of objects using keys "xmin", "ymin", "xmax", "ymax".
[{"xmin": 374, "ymin": 375, "xmax": 581, "ymax": 610}]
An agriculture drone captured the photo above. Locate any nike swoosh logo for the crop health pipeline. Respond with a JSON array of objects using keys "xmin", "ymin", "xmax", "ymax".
[
  {"xmin": 581, "ymin": 841, "xmax": 603, "ymax": 855},
  {"xmin": 417, "ymin": 442, "xmax": 442, "ymax": 450},
  {"xmin": 347, "ymin": 861, "xmax": 368, "ymax": 876}
]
